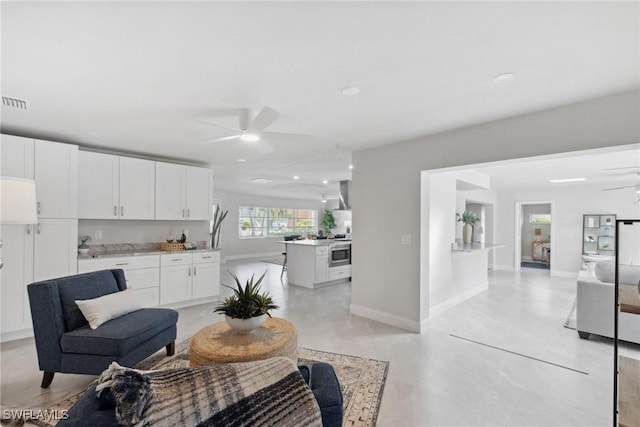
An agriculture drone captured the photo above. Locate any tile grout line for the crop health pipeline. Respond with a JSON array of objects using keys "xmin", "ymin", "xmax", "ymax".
[{"xmin": 449, "ymin": 334, "xmax": 589, "ymax": 375}]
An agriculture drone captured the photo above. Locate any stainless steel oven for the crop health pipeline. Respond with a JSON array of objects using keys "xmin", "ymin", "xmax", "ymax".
[{"xmin": 329, "ymin": 242, "xmax": 351, "ymax": 267}]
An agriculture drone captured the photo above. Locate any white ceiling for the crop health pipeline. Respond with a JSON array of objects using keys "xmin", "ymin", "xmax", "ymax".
[{"xmin": 1, "ymin": 1, "xmax": 639, "ymax": 201}]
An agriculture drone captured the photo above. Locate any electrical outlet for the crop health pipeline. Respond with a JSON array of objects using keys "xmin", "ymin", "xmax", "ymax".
[
  {"xmin": 94, "ymin": 230, "xmax": 103, "ymax": 240},
  {"xmin": 401, "ymin": 234, "xmax": 412, "ymax": 246}
]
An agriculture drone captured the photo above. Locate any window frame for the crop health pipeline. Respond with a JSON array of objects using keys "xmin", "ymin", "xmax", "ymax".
[{"xmin": 238, "ymin": 206, "xmax": 318, "ymax": 239}]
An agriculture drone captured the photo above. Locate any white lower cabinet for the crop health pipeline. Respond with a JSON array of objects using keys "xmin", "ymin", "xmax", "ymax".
[
  {"xmin": 329, "ymin": 265, "xmax": 352, "ymax": 281},
  {"xmin": 78, "ymin": 255, "xmax": 160, "ymax": 307},
  {"xmin": 315, "ymin": 247, "xmax": 329, "ymax": 283},
  {"xmin": 160, "ymin": 251, "xmax": 220, "ymax": 304}
]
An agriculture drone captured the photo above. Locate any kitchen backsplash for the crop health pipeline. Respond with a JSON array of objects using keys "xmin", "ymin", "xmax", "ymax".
[{"xmin": 78, "ymin": 219, "xmax": 211, "ymax": 246}]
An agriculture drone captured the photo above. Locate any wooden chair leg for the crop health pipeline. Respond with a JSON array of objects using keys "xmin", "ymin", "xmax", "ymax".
[
  {"xmin": 166, "ymin": 341, "xmax": 175, "ymax": 356},
  {"xmin": 41, "ymin": 372, "xmax": 54, "ymax": 388}
]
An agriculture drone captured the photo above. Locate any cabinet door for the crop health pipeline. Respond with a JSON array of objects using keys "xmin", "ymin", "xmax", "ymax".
[
  {"xmin": 192, "ymin": 262, "xmax": 220, "ymax": 299},
  {"xmin": 155, "ymin": 162, "xmax": 186, "ymax": 220},
  {"xmin": 185, "ymin": 166, "xmax": 212, "ymax": 220},
  {"xmin": 33, "ymin": 218, "xmax": 78, "ymax": 282},
  {"xmin": 133, "ymin": 287, "xmax": 160, "ymax": 308},
  {"xmin": 34, "ymin": 140, "xmax": 78, "ymax": 218},
  {"xmin": 119, "ymin": 157, "xmax": 155, "ymax": 219},
  {"xmin": 160, "ymin": 265, "xmax": 191, "ymax": 304},
  {"xmin": 315, "ymin": 256, "xmax": 329, "ymax": 283},
  {"xmin": 0, "ymin": 134, "xmax": 34, "ymax": 179},
  {"xmin": 0, "ymin": 224, "xmax": 34, "ymax": 333},
  {"xmin": 78, "ymin": 151, "xmax": 119, "ymax": 219}
]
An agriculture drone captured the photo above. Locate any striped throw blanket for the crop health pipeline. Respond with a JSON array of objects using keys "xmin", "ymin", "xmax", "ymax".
[{"xmin": 96, "ymin": 357, "xmax": 322, "ymax": 427}]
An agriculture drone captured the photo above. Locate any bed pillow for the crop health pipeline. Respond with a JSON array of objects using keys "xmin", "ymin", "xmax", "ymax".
[{"xmin": 76, "ymin": 289, "xmax": 143, "ymax": 329}]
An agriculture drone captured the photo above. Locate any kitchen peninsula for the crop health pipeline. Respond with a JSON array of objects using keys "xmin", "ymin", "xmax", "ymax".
[{"xmin": 281, "ymin": 239, "xmax": 352, "ymax": 288}]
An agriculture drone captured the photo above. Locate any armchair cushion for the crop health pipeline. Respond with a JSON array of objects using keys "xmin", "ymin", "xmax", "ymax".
[
  {"xmin": 75, "ymin": 288, "xmax": 143, "ymax": 329},
  {"xmin": 61, "ymin": 308, "xmax": 178, "ymax": 356},
  {"xmin": 58, "ymin": 270, "xmax": 121, "ymax": 331}
]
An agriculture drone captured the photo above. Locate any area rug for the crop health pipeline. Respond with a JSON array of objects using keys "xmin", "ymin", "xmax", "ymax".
[
  {"xmin": 564, "ymin": 298, "xmax": 577, "ymax": 330},
  {"xmin": 18, "ymin": 339, "xmax": 388, "ymax": 427}
]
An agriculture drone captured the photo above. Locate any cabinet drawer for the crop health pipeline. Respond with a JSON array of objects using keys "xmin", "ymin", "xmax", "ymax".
[
  {"xmin": 316, "ymin": 246, "xmax": 329, "ymax": 256},
  {"xmin": 192, "ymin": 251, "xmax": 220, "ymax": 264},
  {"xmin": 329, "ymin": 265, "xmax": 351, "ymax": 281},
  {"xmin": 78, "ymin": 255, "xmax": 159, "ymax": 273},
  {"xmin": 160, "ymin": 253, "xmax": 191, "ymax": 266},
  {"xmin": 124, "ymin": 268, "xmax": 160, "ymax": 290}
]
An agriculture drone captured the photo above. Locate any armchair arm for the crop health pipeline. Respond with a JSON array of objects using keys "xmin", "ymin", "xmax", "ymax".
[{"xmin": 27, "ymin": 281, "xmax": 67, "ymax": 372}]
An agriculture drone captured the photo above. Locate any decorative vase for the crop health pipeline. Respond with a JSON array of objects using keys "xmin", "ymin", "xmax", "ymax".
[
  {"xmin": 225, "ymin": 314, "xmax": 267, "ymax": 333},
  {"xmin": 463, "ymin": 224, "xmax": 473, "ymax": 245}
]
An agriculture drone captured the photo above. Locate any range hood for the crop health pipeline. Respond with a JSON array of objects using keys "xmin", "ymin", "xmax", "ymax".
[{"xmin": 338, "ymin": 180, "xmax": 351, "ymax": 210}]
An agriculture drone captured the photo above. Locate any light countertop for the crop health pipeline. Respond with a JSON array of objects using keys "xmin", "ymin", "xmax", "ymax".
[
  {"xmin": 78, "ymin": 247, "xmax": 220, "ymax": 260},
  {"xmin": 451, "ymin": 242, "xmax": 505, "ymax": 253},
  {"xmin": 278, "ymin": 239, "xmax": 351, "ymax": 247}
]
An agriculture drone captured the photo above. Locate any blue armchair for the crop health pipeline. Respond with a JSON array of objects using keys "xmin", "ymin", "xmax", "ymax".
[{"xmin": 27, "ymin": 269, "xmax": 178, "ymax": 388}]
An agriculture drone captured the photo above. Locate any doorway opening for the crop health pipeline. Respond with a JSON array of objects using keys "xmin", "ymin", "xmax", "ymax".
[{"xmin": 515, "ymin": 201, "xmax": 553, "ymax": 271}]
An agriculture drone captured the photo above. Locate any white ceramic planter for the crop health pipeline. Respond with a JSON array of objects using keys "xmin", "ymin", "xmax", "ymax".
[{"xmin": 225, "ymin": 314, "xmax": 267, "ymax": 333}]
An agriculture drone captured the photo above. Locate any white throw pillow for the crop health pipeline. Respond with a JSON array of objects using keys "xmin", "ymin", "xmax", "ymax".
[
  {"xmin": 594, "ymin": 261, "xmax": 640, "ymax": 285},
  {"xmin": 76, "ymin": 289, "xmax": 143, "ymax": 329}
]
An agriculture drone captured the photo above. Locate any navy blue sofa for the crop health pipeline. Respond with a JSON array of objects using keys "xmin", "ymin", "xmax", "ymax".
[
  {"xmin": 58, "ymin": 362, "xmax": 344, "ymax": 427},
  {"xmin": 27, "ymin": 269, "xmax": 178, "ymax": 388}
]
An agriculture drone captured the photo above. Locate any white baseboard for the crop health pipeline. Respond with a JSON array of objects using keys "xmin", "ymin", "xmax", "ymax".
[
  {"xmin": 349, "ymin": 304, "xmax": 422, "ymax": 333},
  {"xmin": 429, "ymin": 282, "xmax": 488, "ymax": 318},
  {"xmin": 1, "ymin": 328, "xmax": 33, "ymax": 343},
  {"xmin": 224, "ymin": 251, "xmax": 283, "ymax": 262},
  {"xmin": 551, "ymin": 270, "xmax": 578, "ymax": 278}
]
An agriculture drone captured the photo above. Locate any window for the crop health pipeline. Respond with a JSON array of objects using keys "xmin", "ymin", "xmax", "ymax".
[
  {"xmin": 529, "ymin": 213, "xmax": 551, "ymax": 224},
  {"xmin": 239, "ymin": 207, "xmax": 317, "ymax": 239}
]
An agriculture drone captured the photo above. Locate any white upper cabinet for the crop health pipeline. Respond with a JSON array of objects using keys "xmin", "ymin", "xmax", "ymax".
[
  {"xmin": 155, "ymin": 162, "xmax": 212, "ymax": 220},
  {"xmin": 78, "ymin": 152, "xmax": 155, "ymax": 219},
  {"xmin": 34, "ymin": 140, "xmax": 78, "ymax": 218},
  {"xmin": 0, "ymin": 134, "xmax": 34, "ymax": 178},
  {"xmin": 119, "ymin": 157, "xmax": 155, "ymax": 219}
]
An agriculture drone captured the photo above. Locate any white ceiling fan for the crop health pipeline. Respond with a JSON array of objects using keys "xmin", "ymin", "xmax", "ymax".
[
  {"xmin": 601, "ymin": 168, "xmax": 640, "ymax": 202},
  {"xmin": 192, "ymin": 107, "xmax": 314, "ymax": 154}
]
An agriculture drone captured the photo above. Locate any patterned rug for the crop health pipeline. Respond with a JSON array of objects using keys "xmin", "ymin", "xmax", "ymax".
[{"xmin": 20, "ymin": 339, "xmax": 389, "ymax": 427}]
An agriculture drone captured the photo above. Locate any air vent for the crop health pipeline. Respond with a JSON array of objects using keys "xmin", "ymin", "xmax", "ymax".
[{"xmin": 2, "ymin": 96, "xmax": 30, "ymax": 111}]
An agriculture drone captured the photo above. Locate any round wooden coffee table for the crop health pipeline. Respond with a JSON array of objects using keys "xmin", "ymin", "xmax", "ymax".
[{"xmin": 189, "ymin": 317, "xmax": 297, "ymax": 367}]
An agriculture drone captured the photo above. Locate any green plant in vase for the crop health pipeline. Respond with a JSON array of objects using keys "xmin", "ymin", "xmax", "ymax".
[
  {"xmin": 211, "ymin": 204, "xmax": 229, "ymax": 249},
  {"xmin": 458, "ymin": 211, "xmax": 479, "ymax": 245},
  {"xmin": 322, "ymin": 209, "xmax": 336, "ymax": 236}
]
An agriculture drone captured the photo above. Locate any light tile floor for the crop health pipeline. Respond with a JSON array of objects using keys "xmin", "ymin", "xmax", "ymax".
[{"xmin": 1, "ymin": 261, "xmax": 638, "ymax": 426}]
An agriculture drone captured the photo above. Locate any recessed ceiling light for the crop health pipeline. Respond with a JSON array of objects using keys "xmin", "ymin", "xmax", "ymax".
[
  {"xmin": 322, "ymin": 180, "xmax": 328, "ymax": 185},
  {"xmin": 549, "ymin": 177, "xmax": 586, "ymax": 184},
  {"xmin": 348, "ymin": 164, "xmax": 354, "ymax": 169},
  {"xmin": 251, "ymin": 178, "xmax": 272, "ymax": 184},
  {"xmin": 492, "ymin": 73, "xmax": 515, "ymax": 83},
  {"xmin": 341, "ymin": 86, "xmax": 360, "ymax": 96},
  {"xmin": 293, "ymin": 175, "xmax": 300, "ymax": 180},
  {"xmin": 240, "ymin": 133, "xmax": 260, "ymax": 142},
  {"xmin": 237, "ymin": 158, "xmax": 246, "ymax": 162}
]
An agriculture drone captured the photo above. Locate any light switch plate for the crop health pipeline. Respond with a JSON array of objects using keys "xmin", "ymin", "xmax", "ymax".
[
  {"xmin": 94, "ymin": 230, "xmax": 103, "ymax": 240},
  {"xmin": 401, "ymin": 234, "xmax": 412, "ymax": 246}
]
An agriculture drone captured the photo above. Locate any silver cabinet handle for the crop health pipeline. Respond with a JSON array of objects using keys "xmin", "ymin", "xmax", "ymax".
[
  {"xmin": 182, "ymin": 208, "xmax": 185, "ymax": 218},
  {"xmin": 26, "ymin": 225, "xmax": 31, "ymax": 235},
  {"xmin": 120, "ymin": 206, "xmax": 124, "ymax": 217},
  {"xmin": 37, "ymin": 202, "xmax": 41, "ymax": 215},
  {"xmin": 114, "ymin": 206, "xmax": 118, "ymax": 216},
  {"xmin": 115, "ymin": 263, "xmax": 129, "ymax": 266},
  {"xmin": 172, "ymin": 258, "xmax": 182, "ymax": 262},
  {"xmin": 37, "ymin": 224, "xmax": 41, "ymax": 234},
  {"xmin": 188, "ymin": 267, "xmax": 191, "ymax": 276},
  {"xmin": 201, "ymin": 256, "xmax": 211, "ymax": 259},
  {"xmin": 187, "ymin": 208, "xmax": 190, "ymax": 218},
  {"xmin": 194, "ymin": 266, "xmax": 197, "ymax": 275}
]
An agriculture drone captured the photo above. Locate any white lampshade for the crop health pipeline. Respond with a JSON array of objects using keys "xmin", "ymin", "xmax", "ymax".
[{"xmin": 0, "ymin": 177, "xmax": 38, "ymax": 224}]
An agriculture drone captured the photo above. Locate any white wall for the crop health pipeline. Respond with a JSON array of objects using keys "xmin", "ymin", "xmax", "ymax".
[
  {"xmin": 495, "ymin": 185, "xmax": 640, "ymax": 274},
  {"xmin": 521, "ymin": 203, "xmax": 551, "ymax": 261},
  {"xmin": 352, "ymin": 90, "xmax": 640, "ymax": 332},
  {"xmin": 215, "ymin": 190, "xmax": 327, "ymax": 260}
]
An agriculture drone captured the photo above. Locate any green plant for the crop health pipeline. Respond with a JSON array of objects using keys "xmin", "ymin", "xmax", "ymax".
[
  {"xmin": 211, "ymin": 204, "xmax": 229, "ymax": 249},
  {"xmin": 321, "ymin": 209, "xmax": 336, "ymax": 234},
  {"xmin": 458, "ymin": 211, "xmax": 480, "ymax": 226},
  {"xmin": 214, "ymin": 271, "xmax": 279, "ymax": 319},
  {"xmin": 78, "ymin": 235, "xmax": 92, "ymax": 248}
]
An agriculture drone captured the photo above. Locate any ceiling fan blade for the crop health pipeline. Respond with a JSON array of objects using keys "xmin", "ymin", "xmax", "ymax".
[
  {"xmin": 604, "ymin": 166, "xmax": 640, "ymax": 171},
  {"xmin": 190, "ymin": 116, "xmax": 241, "ymax": 133},
  {"xmin": 602, "ymin": 185, "xmax": 637, "ymax": 191},
  {"xmin": 261, "ymin": 131, "xmax": 315, "ymax": 143},
  {"xmin": 248, "ymin": 107, "xmax": 280, "ymax": 133},
  {"xmin": 254, "ymin": 140, "xmax": 274, "ymax": 154},
  {"xmin": 197, "ymin": 134, "xmax": 241, "ymax": 144}
]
